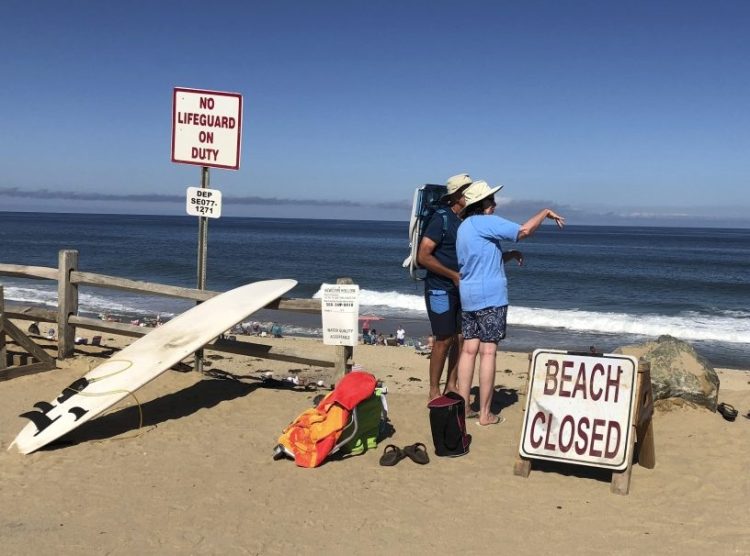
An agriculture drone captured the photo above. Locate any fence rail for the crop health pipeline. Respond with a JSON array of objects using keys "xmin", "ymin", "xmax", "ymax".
[
  {"xmin": 0, "ymin": 264, "xmax": 58, "ymax": 281},
  {"xmin": 0, "ymin": 250, "xmax": 350, "ymax": 378}
]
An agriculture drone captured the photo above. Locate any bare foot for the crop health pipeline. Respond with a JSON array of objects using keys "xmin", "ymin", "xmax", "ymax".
[
  {"xmin": 428, "ymin": 388, "xmax": 441, "ymax": 402},
  {"xmin": 477, "ymin": 414, "xmax": 503, "ymax": 426}
]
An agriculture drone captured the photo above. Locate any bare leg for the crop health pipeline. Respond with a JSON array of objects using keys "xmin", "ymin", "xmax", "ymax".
[
  {"xmin": 457, "ymin": 338, "xmax": 480, "ymax": 413},
  {"xmin": 477, "ymin": 341, "xmax": 499, "ymax": 425},
  {"xmin": 443, "ymin": 334, "xmax": 462, "ymax": 395},
  {"xmin": 428, "ymin": 335, "xmax": 454, "ymax": 401}
]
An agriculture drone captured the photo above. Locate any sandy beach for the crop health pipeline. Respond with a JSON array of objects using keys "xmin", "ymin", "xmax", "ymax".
[{"xmin": 1, "ymin": 327, "xmax": 749, "ymax": 555}]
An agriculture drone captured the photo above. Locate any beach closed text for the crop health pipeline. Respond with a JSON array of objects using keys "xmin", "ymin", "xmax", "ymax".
[{"xmin": 519, "ymin": 350, "xmax": 638, "ymax": 471}]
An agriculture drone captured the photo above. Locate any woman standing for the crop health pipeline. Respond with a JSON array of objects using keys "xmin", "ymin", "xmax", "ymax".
[{"xmin": 456, "ymin": 180, "xmax": 565, "ymax": 426}]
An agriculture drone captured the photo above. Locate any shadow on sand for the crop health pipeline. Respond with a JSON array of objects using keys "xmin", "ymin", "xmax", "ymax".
[
  {"xmin": 41, "ymin": 369, "xmax": 322, "ymax": 451},
  {"xmin": 468, "ymin": 385, "xmax": 519, "ymax": 415},
  {"xmin": 526, "ymin": 459, "xmax": 614, "ymax": 484}
]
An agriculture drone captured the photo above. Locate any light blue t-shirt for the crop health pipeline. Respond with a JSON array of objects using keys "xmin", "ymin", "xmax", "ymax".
[{"xmin": 457, "ymin": 215, "xmax": 521, "ymax": 311}]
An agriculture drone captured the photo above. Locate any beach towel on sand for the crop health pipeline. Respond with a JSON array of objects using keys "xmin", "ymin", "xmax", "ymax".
[{"xmin": 277, "ymin": 371, "xmax": 377, "ymax": 468}]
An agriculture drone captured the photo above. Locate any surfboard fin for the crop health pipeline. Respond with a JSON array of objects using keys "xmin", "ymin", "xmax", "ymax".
[
  {"xmin": 19, "ymin": 410, "xmax": 61, "ymax": 436},
  {"xmin": 33, "ymin": 401, "xmax": 56, "ymax": 413},
  {"xmin": 68, "ymin": 407, "xmax": 89, "ymax": 421},
  {"xmin": 56, "ymin": 377, "xmax": 90, "ymax": 405}
]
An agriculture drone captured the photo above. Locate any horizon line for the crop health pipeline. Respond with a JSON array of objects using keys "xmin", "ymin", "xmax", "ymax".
[{"xmin": 2, "ymin": 209, "xmax": 749, "ymax": 230}]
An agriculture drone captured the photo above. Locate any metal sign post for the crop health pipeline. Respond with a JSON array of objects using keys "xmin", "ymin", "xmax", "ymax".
[
  {"xmin": 195, "ymin": 166, "xmax": 210, "ymax": 373},
  {"xmin": 172, "ymin": 86, "xmax": 242, "ymax": 374}
]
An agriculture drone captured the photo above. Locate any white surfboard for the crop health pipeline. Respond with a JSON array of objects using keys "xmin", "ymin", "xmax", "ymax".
[{"xmin": 10, "ymin": 279, "xmax": 297, "ymax": 454}]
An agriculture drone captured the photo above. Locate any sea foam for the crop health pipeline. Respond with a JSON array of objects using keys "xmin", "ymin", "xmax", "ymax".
[{"xmin": 6, "ymin": 283, "xmax": 748, "ymax": 346}]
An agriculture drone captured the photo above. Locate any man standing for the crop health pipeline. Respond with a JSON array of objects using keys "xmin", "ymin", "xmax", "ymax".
[
  {"xmin": 396, "ymin": 324, "xmax": 406, "ymax": 346},
  {"xmin": 417, "ymin": 173, "xmax": 471, "ymax": 401}
]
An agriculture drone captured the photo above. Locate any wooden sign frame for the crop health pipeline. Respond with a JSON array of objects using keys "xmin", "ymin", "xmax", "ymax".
[{"xmin": 514, "ymin": 353, "xmax": 655, "ymax": 495}]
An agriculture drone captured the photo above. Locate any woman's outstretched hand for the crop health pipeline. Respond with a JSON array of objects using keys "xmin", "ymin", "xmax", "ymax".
[{"xmin": 547, "ymin": 210, "xmax": 565, "ymax": 228}]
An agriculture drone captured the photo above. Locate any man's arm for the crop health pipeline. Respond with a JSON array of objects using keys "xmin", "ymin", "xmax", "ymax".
[{"xmin": 417, "ymin": 237, "xmax": 460, "ymax": 287}]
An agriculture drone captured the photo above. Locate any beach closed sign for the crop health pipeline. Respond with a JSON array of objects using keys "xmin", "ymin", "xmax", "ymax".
[
  {"xmin": 519, "ymin": 349, "xmax": 639, "ymax": 471},
  {"xmin": 321, "ymin": 284, "xmax": 359, "ymax": 346},
  {"xmin": 172, "ymin": 87, "xmax": 243, "ymax": 170}
]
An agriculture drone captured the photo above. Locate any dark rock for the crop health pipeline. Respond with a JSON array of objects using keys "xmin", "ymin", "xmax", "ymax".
[{"xmin": 614, "ymin": 335, "xmax": 719, "ymax": 411}]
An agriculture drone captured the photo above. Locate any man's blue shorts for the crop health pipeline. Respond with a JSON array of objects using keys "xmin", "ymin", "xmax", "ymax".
[
  {"xmin": 424, "ymin": 287, "xmax": 462, "ymax": 338},
  {"xmin": 461, "ymin": 305, "xmax": 508, "ymax": 344}
]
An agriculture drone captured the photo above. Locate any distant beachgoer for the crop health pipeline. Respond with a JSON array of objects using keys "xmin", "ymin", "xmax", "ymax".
[
  {"xmin": 271, "ymin": 322, "xmax": 283, "ymax": 338},
  {"xmin": 456, "ymin": 180, "xmax": 565, "ymax": 426},
  {"xmin": 414, "ymin": 335, "xmax": 435, "ymax": 354},
  {"xmin": 396, "ymin": 325, "xmax": 406, "ymax": 346},
  {"xmin": 418, "ymin": 173, "xmax": 472, "ymax": 400},
  {"xmin": 415, "ymin": 336, "xmax": 432, "ymax": 355},
  {"xmin": 376, "ymin": 333, "xmax": 385, "ymax": 346}
]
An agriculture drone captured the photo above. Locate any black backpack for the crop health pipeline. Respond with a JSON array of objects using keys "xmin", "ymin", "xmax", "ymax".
[
  {"xmin": 402, "ymin": 184, "xmax": 449, "ymax": 281},
  {"xmin": 427, "ymin": 391, "xmax": 471, "ymax": 457}
]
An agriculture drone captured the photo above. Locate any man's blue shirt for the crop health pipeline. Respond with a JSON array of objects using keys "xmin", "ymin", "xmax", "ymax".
[{"xmin": 423, "ymin": 207, "xmax": 461, "ymax": 291}]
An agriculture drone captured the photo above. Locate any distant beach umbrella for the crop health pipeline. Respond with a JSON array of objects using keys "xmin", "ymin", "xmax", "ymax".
[{"xmin": 358, "ymin": 314, "xmax": 384, "ymax": 322}]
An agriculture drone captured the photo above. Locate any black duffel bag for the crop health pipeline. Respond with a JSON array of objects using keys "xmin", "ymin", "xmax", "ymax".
[{"xmin": 427, "ymin": 391, "xmax": 471, "ymax": 457}]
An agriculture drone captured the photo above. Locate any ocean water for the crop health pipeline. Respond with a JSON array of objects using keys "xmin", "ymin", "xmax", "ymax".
[{"xmin": 0, "ymin": 212, "xmax": 748, "ymax": 368}]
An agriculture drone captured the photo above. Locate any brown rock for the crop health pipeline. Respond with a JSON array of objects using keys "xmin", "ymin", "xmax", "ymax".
[{"xmin": 614, "ymin": 335, "xmax": 719, "ymax": 411}]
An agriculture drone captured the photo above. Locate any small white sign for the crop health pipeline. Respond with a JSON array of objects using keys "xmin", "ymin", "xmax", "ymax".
[
  {"xmin": 186, "ymin": 187, "xmax": 222, "ymax": 219},
  {"xmin": 519, "ymin": 349, "xmax": 638, "ymax": 471},
  {"xmin": 321, "ymin": 284, "xmax": 359, "ymax": 346},
  {"xmin": 172, "ymin": 87, "xmax": 243, "ymax": 170}
]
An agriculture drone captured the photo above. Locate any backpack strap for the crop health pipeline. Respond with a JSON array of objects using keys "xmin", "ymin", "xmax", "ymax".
[{"xmin": 434, "ymin": 208, "xmax": 449, "ymax": 245}]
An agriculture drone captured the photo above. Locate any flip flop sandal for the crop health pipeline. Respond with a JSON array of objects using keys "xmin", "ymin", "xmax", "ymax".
[
  {"xmin": 717, "ymin": 403, "xmax": 738, "ymax": 422},
  {"xmin": 379, "ymin": 444, "xmax": 406, "ymax": 466},
  {"xmin": 403, "ymin": 442, "xmax": 430, "ymax": 465},
  {"xmin": 466, "ymin": 410, "xmax": 479, "ymax": 419},
  {"xmin": 476, "ymin": 415, "xmax": 505, "ymax": 427}
]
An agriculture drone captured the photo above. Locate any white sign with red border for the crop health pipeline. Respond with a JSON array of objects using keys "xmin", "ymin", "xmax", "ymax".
[
  {"xmin": 172, "ymin": 87, "xmax": 242, "ymax": 170},
  {"xmin": 519, "ymin": 349, "xmax": 639, "ymax": 471},
  {"xmin": 321, "ymin": 284, "xmax": 359, "ymax": 346}
]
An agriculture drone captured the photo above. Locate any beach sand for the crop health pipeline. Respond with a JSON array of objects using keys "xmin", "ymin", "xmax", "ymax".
[{"xmin": 1, "ymin": 328, "xmax": 749, "ymax": 555}]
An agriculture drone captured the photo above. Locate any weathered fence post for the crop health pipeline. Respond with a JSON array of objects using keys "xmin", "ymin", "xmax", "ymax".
[
  {"xmin": 0, "ymin": 286, "xmax": 6, "ymax": 372},
  {"xmin": 58, "ymin": 249, "xmax": 79, "ymax": 359},
  {"xmin": 333, "ymin": 277, "xmax": 354, "ymax": 382}
]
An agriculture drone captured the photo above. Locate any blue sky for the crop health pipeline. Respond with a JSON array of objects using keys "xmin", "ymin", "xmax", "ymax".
[{"xmin": 2, "ymin": 1, "xmax": 749, "ymax": 226}]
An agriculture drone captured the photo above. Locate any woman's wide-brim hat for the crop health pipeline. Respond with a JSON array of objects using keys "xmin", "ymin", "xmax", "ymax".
[
  {"xmin": 440, "ymin": 173, "xmax": 473, "ymax": 201},
  {"xmin": 461, "ymin": 180, "xmax": 503, "ymax": 213}
]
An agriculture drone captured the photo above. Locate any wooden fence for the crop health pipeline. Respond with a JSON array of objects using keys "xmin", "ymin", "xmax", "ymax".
[{"xmin": 0, "ymin": 249, "xmax": 353, "ymax": 379}]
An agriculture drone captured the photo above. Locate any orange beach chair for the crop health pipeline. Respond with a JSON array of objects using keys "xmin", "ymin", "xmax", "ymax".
[{"xmin": 274, "ymin": 371, "xmax": 377, "ymax": 468}]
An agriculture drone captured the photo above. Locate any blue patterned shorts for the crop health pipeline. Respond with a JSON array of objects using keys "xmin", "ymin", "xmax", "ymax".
[{"xmin": 461, "ymin": 305, "xmax": 508, "ymax": 343}]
